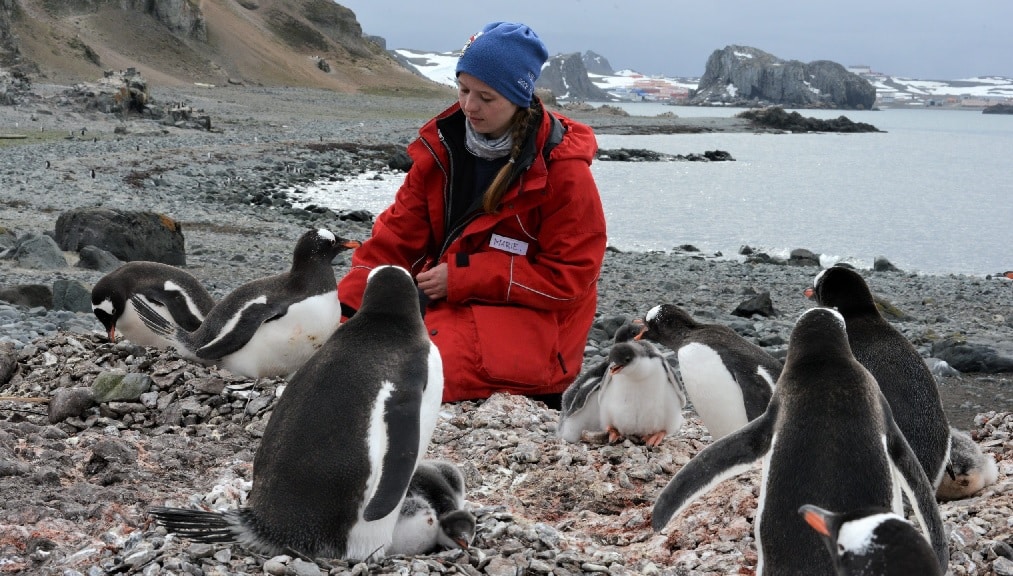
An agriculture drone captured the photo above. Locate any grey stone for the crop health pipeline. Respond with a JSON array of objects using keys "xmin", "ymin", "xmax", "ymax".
[
  {"xmin": 994, "ymin": 557, "xmax": 1013, "ymax": 576},
  {"xmin": 91, "ymin": 372, "xmax": 153, "ymax": 403},
  {"xmin": 52, "ymin": 279, "xmax": 92, "ymax": 313},
  {"xmin": 48, "ymin": 387, "xmax": 96, "ymax": 424},
  {"xmin": 873, "ymin": 255, "xmax": 902, "ymax": 272},
  {"xmin": 4, "ymin": 232, "xmax": 67, "ymax": 269},
  {"xmin": 76, "ymin": 245, "xmax": 122, "ymax": 272}
]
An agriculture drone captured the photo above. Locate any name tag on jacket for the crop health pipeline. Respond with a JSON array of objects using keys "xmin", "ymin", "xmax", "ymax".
[{"xmin": 489, "ymin": 234, "xmax": 529, "ymax": 256}]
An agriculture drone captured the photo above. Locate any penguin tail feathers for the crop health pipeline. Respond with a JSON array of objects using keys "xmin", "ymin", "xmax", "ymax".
[
  {"xmin": 130, "ymin": 295, "xmax": 180, "ymax": 339},
  {"xmin": 149, "ymin": 507, "xmax": 242, "ymax": 544}
]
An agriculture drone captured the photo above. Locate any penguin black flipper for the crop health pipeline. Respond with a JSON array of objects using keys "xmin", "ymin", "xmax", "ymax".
[
  {"xmin": 652, "ymin": 398, "xmax": 778, "ymax": 531},
  {"xmin": 880, "ymin": 394, "xmax": 949, "ymax": 571},
  {"xmin": 190, "ymin": 298, "xmax": 283, "ymax": 361},
  {"xmin": 133, "ymin": 294, "xmax": 281, "ymax": 362},
  {"xmin": 557, "ymin": 358, "xmax": 610, "ymax": 442},
  {"xmin": 130, "ymin": 294, "xmax": 181, "ymax": 339},
  {"xmin": 730, "ymin": 362, "xmax": 778, "ymax": 421},
  {"xmin": 362, "ymin": 380, "xmax": 424, "ymax": 522},
  {"xmin": 150, "ymin": 286, "xmax": 208, "ymax": 331}
]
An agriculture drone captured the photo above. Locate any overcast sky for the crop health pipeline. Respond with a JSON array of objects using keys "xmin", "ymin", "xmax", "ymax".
[{"xmin": 337, "ymin": 0, "xmax": 1012, "ymax": 79}]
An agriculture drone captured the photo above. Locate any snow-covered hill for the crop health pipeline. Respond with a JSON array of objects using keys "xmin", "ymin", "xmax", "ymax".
[{"xmin": 393, "ymin": 48, "xmax": 1013, "ymax": 108}]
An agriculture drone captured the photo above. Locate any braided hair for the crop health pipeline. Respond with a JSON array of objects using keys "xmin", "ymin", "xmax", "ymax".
[{"xmin": 481, "ymin": 99, "xmax": 542, "ymax": 214}]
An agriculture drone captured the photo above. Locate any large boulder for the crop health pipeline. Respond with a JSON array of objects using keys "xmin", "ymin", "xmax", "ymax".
[
  {"xmin": 0, "ymin": 232, "xmax": 67, "ymax": 269},
  {"xmin": 692, "ymin": 45, "xmax": 876, "ymax": 110},
  {"xmin": 55, "ymin": 208, "xmax": 187, "ymax": 265}
]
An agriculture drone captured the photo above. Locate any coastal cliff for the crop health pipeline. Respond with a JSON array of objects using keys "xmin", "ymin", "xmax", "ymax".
[{"xmin": 692, "ymin": 45, "xmax": 877, "ymax": 109}]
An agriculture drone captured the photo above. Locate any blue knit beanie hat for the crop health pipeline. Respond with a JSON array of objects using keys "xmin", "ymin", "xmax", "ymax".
[{"xmin": 456, "ymin": 21, "xmax": 549, "ymax": 108}]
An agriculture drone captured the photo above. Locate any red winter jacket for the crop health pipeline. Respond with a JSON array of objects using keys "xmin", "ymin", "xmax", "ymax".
[{"xmin": 338, "ymin": 100, "xmax": 607, "ymax": 402}]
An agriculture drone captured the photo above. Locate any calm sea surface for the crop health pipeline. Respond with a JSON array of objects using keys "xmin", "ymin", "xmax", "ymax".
[{"xmin": 289, "ymin": 105, "xmax": 1013, "ymax": 276}]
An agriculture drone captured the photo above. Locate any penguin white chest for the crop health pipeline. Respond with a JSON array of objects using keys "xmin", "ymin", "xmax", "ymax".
[
  {"xmin": 117, "ymin": 300, "xmax": 177, "ymax": 348},
  {"xmin": 224, "ymin": 291, "xmax": 341, "ymax": 378},
  {"xmin": 598, "ymin": 357, "xmax": 683, "ymax": 436},
  {"xmin": 677, "ymin": 342, "xmax": 749, "ymax": 440}
]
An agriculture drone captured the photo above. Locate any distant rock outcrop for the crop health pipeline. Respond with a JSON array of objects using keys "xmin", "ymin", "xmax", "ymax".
[
  {"xmin": 538, "ymin": 53, "xmax": 611, "ymax": 102},
  {"xmin": 122, "ymin": 0, "xmax": 208, "ymax": 42},
  {"xmin": 692, "ymin": 45, "xmax": 876, "ymax": 110},
  {"xmin": 582, "ymin": 51, "xmax": 614, "ymax": 76},
  {"xmin": 736, "ymin": 107, "xmax": 881, "ymax": 133},
  {"xmin": 982, "ymin": 103, "xmax": 1013, "ymax": 115}
]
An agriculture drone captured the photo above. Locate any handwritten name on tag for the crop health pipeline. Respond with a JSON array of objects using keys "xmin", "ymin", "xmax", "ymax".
[{"xmin": 489, "ymin": 234, "xmax": 528, "ymax": 256}]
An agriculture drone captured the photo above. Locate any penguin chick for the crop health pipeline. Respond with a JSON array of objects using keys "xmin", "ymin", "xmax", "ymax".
[
  {"xmin": 936, "ymin": 426, "xmax": 999, "ymax": 501},
  {"xmin": 134, "ymin": 228, "xmax": 360, "ymax": 378},
  {"xmin": 799, "ymin": 504, "xmax": 943, "ymax": 576},
  {"xmin": 390, "ymin": 460, "xmax": 476, "ymax": 555},
  {"xmin": 91, "ymin": 261, "xmax": 215, "ymax": 350},
  {"xmin": 558, "ymin": 323, "xmax": 639, "ymax": 443},
  {"xmin": 598, "ymin": 333, "xmax": 687, "ymax": 446}
]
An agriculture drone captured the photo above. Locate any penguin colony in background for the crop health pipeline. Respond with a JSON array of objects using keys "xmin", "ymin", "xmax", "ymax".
[
  {"xmin": 151, "ymin": 265, "xmax": 444, "ymax": 560},
  {"xmin": 557, "ymin": 323, "xmax": 687, "ymax": 446},
  {"xmin": 130, "ymin": 228, "xmax": 360, "ymax": 379},
  {"xmin": 636, "ymin": 303, "xmax": 782, "ymax": 440},
  {"xmin": 650, "ymin": 307, "xmax": 949, "ymax": 575}
]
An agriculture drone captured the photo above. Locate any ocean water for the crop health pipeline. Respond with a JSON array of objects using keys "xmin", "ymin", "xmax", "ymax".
[{"xmin": 286, "ymin": 105, "xmax": 1013, "ymax": 277}]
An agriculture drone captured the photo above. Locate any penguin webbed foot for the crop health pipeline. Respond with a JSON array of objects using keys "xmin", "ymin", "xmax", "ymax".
[
  {"xmin": 606, "ymin": 426, "xmax": 624, "ymax": 444},
  {"xmin": 642, "ymin": 431, "xmax": 667, "ymax": 447}
]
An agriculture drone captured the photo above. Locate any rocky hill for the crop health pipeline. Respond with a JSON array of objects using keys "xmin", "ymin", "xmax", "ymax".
[
  {"xmin": 691, "ymin": 45, "xmax": 877, "ymax": 109},
  {"xmin": 538, "ymin": 52, "xmax": 612, "ymax": 101},
  {"xmin": 0, "ymin": 0, "xmax": 446, "ymax": 95}
]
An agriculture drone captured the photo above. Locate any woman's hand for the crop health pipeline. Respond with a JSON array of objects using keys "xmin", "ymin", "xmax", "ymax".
[{"xmin": 416, "ymin": 263, "xmax": 449, "ymax": 301}]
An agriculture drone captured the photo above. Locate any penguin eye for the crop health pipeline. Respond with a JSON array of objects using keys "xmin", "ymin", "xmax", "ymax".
[{"xmin": 838, "ymin": 543, "xmax": 845, "ymax": 554}]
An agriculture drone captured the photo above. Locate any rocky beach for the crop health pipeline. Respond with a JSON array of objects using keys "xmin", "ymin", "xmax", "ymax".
[{"xmin": 2, "ymin": 83, "xmax": 1012, "ymax": 575}]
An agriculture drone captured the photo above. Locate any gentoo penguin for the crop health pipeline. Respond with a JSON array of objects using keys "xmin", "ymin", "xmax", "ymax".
[
  {"xmin": 91, "ymin": 261, "xmax": 215, "ymax": 350},
  {"xmin": 558, "ymin": 323, "xmax": 639, "ymax": 442},
  {"xmin": 389, "ymin": 460, "xmax": 476, "ymax": 555},
  {"xmin": 558, "ymin": 324, "xmax": 687, "ymax": 446},
  {"xmin": 134, "ymin": 228, "xmax": 360, "ymax": 378},
  {"xmin": 799, "ymin": 504, "xmax": 943, "ymax": 576},
  {"xmin": 936, "ymin": 426, "xmax": 999, "ymax": 501},
  {"xmin": 651, "ymin": 307, "xmax": 948, "ymax": 576},
  {"xmin": 806, "ymin": 265, "xmax": 951, "ymax": 488},
  {"xmin": 637, "ymin": 303, "xmax": 781, "ymax": 440},
  {"xmin": 150, "ymin": 265, "xmax": 444, "ymax": 560}
]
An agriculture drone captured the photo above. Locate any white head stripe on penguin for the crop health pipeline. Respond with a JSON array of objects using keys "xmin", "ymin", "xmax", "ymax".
[
  {"xmin": 813, "ymin": 268, "xmax": 829, "ymax": 288},
  {"xmin": 367, "ymin": 265, "xmax": 413, "ymax": 283},
  {"xmin": 797, "ymin": 306, "xmax": 847, "ymax": 332},
  {"xmin": 317, "ymin": 228, "xmax": 335, "ymax": 242},
  {"xmin": 837, "ymin": 512, "xmax": 900, "ymax": 555},
  {"xmin": 644, "ymin": 304, "xmax": 663, "ymax": 322}
]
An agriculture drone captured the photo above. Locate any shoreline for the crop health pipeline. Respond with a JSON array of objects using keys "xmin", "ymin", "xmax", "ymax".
[{"xmin": 1, "ymin": 83, "xmax": 1012, "ymax": 575}]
